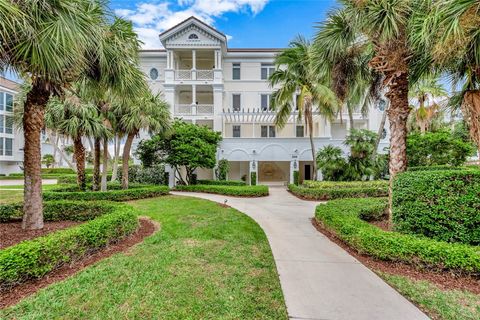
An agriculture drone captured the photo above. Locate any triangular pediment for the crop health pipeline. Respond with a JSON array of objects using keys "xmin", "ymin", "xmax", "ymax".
[{"xmin": 159, "ymin": 17, "xmax": 227, "ymax": 49}]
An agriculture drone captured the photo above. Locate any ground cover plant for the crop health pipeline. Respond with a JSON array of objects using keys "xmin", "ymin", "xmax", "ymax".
[
  {"xmin": 314, "ymin": 198, "xmax": 480, "ymax": 273},
  {"xmin": 0, "ymin": 201, "xmax": 138, "ymax": 289},
  {"xmin": 393, "ymin": 170, "xmax": 480, "ymax": 245},
  {"xmin": 0, "ymin": 196, "xmax": 287, "ymax": 319},
  {"xmin": 289, "ymin": 180, "xmax": 388, "ymax": 200},
  {"xmin": 174, "ymin": 184, "xmax": 268, "ymax": 197},
  {"xmin": 196, "ymin": 179, "xmax": 246, "ymax": 186}
]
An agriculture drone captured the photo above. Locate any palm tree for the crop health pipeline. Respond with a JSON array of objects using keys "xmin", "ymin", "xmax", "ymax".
[
  {"xmin": 45, "ymin": 95, "xmax": 110, "ymax": 191},
  {"xmin": 269, "ymin": 37, "xmax": 338, "ymax": 180},
  {"xmin": 1, "ymin": 0, "xmax": 106, "ymax": 229},
  {"xmin": 313, "ymin": 1, "xmax": 431, "ymax": 226},
  {"xmin": 115, "ymin": 93, "xmax": 170, "ymax": 189},
  {"xmin": 409, "ymin": 75, "xmax": 447, "ymax": 134},
  {"xmin": 420, "ymin": 0, "xmax": 480, "ymax": 156}
]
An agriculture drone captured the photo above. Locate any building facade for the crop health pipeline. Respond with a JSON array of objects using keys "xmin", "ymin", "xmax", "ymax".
[{"xmin": 138, "ymin": 16, "xmax": 389, "ymax": 185}]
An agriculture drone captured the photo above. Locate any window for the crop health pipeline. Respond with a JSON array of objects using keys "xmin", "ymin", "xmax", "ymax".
[
  {"xmin": 296, "ymin": 125, "xmax": 304, "ymax": 137},
  {"xmin": 0, "ymin": 115, "xmax": 3, "ymax": 133},
  {"xmin": 188, "ymin": 33, "xmax": 199, "ymax": 39},
  {"xmin": 261, "ymin": 125, "xmax": 276, "ymax": 138},
  {"xmin": 261, "ymin": 63, "xmax": 275, "ymax": 80},
  {"xmin": 232, "ymin": 94, "xmax": 241, "ymax": 111},
  {"xmin": 5, "ymin": 115, "xmax": 13, "ymax": 134},
  {"xmin": 0, "ymin": 92, "xmax": 4, "ymax": 111},
  {"xmin": 295, "ymin": 94, "xmax": 301, "ymax": 111},
  {"xmin": 261, "ymin": 94, "xmax": 271, "ymax": 111},
  {"xmin": 0, "ymin": 138, "xmax": 3, "ymax": 155},
  {"xmin": 232, "ymin": 63, "xmax": 241, "ymax": 80},
  {"xmin": 5, "ymin": 138, "xmax": 12, "ymax": 156},
  {"xmin": 149, "ymin": 68, "xmax": 159, "ymax": 80},
  {"xmin": 5, "ymin": 93, "xmax": 13, "ymax": 112},
  {"xmin": 232, "ymin": 125, "xmax": 241, "ymax": 138}
]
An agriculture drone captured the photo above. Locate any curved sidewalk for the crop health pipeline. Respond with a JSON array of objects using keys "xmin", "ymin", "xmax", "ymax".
[{"xmin": 172, "ymin": 187, "xmax": 429, "ymax": 320}]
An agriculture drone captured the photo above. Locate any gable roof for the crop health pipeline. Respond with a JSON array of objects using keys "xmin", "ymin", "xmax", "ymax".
[{"xmin": 159, "ymin": 16, "xmax": 227, "ymax": 46}]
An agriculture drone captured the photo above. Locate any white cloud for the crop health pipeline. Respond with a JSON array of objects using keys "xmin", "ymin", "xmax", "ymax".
[{"xmin": 115, "ymin": 0, "xmax": 269, "ymax": 49}]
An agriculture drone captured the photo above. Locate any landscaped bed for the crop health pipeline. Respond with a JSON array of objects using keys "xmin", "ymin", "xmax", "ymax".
[
  {"xmin": 174, "ymin": 184, "xmax": 269, "ymax": 197},
  {"xmin": 288, "ymin": 180, "xmax": 388, "ymax": 200},
  {"xmin": 1, "ymin": 195, "xmax": 287, "ymax": 319}
]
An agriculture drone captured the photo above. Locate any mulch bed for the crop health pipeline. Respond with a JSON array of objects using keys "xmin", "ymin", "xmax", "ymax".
[
  {"xmin": 311, "ymin": 218, "xmax": 480, "ymax": 295},
  {"xmin": 0, "ymin": 217, "xmax": 159, "ymax": 309},
  {"xmin": 0, "ymin": 221, "xmax": 81, "ymax": 249}
]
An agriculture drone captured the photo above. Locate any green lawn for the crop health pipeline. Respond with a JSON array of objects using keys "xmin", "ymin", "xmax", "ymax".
[
  {"xmin": 0, "ymin": 185, "xmax": 60, "ymax": 204},
  {"xmin": 379, "ymin": 272, "xmax": 480, "ymax": 320},
  {"xmin": 1, "ymin": 195, "xmax": 287, "ymax": 319}
]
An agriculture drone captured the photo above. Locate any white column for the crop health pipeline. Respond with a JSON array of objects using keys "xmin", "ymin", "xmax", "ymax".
[
  {"xmin": 192, "ymin": 84, "xmax": 197, "ymax": 115},
  {"xmin": 164, "ymin": 85, "xmax": 175, "ymax": 115},
  {"xmin": 289, "ymin": 160, "xmax": 297, "ymax": 184},
  {"xmin": 214, "ymin": 51, "xmax": 218, "ymax": 69},
  {"xmin": 249, "ymin": 160, "xmax": 258, "ymax": 185},
  {"xmin": 192, "ymin": 49, "xmax": 196, "ymax": 69}
]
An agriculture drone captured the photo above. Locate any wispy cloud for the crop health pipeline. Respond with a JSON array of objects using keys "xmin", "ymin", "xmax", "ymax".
[{"xmin": 115, "ymin": 0, "xmax": 269, "ymax": 48}]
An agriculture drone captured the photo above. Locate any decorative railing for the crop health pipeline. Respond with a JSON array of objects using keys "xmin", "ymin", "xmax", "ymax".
[
  {"xmin": 174, "ymin": 104, "xmax": 214, "ymax": 116},
  {"xmin": 175, "ymin": 70, "xmax": 191, "ymax": 80},
  {"xmin": 196, "ymin": 70, "xmax": 214, "ymax": 80}
]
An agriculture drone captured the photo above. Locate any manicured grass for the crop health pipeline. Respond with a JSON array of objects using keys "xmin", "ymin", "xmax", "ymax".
[
  {"xmin": 1, "ymin": 195, "xmax": 287, "ymax": 319},
  {"xmin": 0, "ymin": 185, "xmax": 59, "ymax": 204},
  {"xmin": 378, "ymin": 272, "xmax": 480, "ymax": 320}
]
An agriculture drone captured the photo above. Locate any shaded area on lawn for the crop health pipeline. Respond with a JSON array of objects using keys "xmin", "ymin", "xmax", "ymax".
[{"xmin": 1, "ymin": 195, "xmax": 287, "ymax": 319}]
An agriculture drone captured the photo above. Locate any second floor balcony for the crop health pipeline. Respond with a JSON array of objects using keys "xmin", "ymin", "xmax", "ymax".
[
  {"xmin": 175, "ymin": 104, "xmax": 214, "ymax": 116},
  {"xmin": 175, "ymin": 69, "xmax": 214, "ymax": 81}
]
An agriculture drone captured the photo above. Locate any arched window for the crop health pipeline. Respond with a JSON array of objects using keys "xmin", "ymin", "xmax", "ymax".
[
  {"xmin": 149, "ymin": 68, "xmax": 159, "ymax": 80},
  {"xmin": 188, "ymin": 33, "xmax": 199, "ymax": 40}
]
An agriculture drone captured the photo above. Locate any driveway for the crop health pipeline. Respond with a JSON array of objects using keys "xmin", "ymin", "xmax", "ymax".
[{"xmin": 172, "ymin": 186, "xmax": 429, "ymax": 320}]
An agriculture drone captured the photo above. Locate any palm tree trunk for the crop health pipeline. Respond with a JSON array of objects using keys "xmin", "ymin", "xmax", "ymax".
[
  {"xmin": 101, "ymin": 137, "xmax": 108, "ymax": 191},
  {"xmin": 51, "ymin": 131, "xmax": 57, "ymax": 168},
  {"xmin": 347, "ymin": 102, "xmax": 354, "ymax": 131},
  {"xmin": 305, "ymin": 105, "xmax": 317, "ymax": 181},
  {"xmin": 73, "ymin": 136, "xmax": 86, "ymax": 191},
  {"xmin": 92, "ymin": 137, "xmax": 101, "ymax": 190},
  {"xmin": 373, "ymin": 109, "xmax": 388, "ymax": 159},
  {"xmin": 111, "ymin": 135, "xmax": 121, "ymax": 182},
  {"xmin": 121, "ymin": 132, "xmax": 136, "ymax": 189},
  {"xmin": 386, "ymin": 72, "xmax": 410, "ymax": 228},
  {"xmin": 22, "ymin": 84, "xmax": 49, "ymax": 230},
  {"xmin": 48, "ymin": 132, "xmax": 75, "ymax": 170},
  {"xmin": 462, "ymin": 90, "xmax": 480, "ymax": 163}
]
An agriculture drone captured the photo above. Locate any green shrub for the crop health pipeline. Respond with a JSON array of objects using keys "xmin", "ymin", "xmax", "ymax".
[
  {"xmin": 43, "ymin": 185, "xmax": 169, "ymax": 202},
  {"xmin": 41, "ymin": 168, "xmax": 75, "ymax": 174},
  {"xmin": 393, "ymin": 170, "xmax": 480, "ymax": 245},
  {"xmin": 57, "ymin": 174, "xmax": 114, "ymax": 184},
  {"xmin": 289, "ymin": 180, "xmax": 388, "ymax": 200},
  {"xmin": 315, "ymin": 198, "xmax": 480, "ymax": 274},
  {"xmin": 293, "ymin": 171, "xmax": 299, "ymax": 185},
  {"xmin": 407, "ymin": 131, "xmax": 474, "ymax": 167},
  {"xmin": 0, "ymin": 203, "xmax": 138, "ymax": 288},
  {"xmin": 196, "ymin": 179, "xmax": 246, "ymax": 186},
  {"xmin": 0, "ymin": 203, "xmax": 23, "ymax": 222},
  {"xmin": 250, "ymin": 172, "xmax": 257, "ymax": 186},
  {"xmin": 117, "ymin": 164, "xmax": 167, "ymax": 185},
  {"xmin": 174, "ymin": 184, "xmax": 268, "ymax": 197},
  {"xmin": 407, "ymin": 165, "xmax": 466, "ymax": 171},
  {"xmin": 215, "ymin": 159, "xmax": 229, "ymax": 181}
]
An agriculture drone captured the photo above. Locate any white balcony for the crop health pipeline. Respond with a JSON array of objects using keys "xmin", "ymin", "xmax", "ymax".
[
  {"xmin": 174, "ymin": 69, "xmax": 214, "ymax": 81},
  {"xmin": 174, "ymin": 104, "xmax": 214, "ymax": 116},
  {"xmin": 175, "ymin": 69, "xmax": 191, "ymax": 80}
]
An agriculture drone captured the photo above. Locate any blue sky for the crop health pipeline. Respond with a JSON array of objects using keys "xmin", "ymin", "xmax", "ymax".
[{"xmin": 111, "ymin": 0, "xmax": 338, "ymax": 49}]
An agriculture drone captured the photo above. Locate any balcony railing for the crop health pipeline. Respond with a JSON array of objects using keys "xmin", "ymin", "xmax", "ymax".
[
  {"xmin": 174, "ymin": 104, "xmax": 214, "ymax": 116},
  {"xmin": 174, "ymin": 69, "xmax": 214, "ymax": 81}
]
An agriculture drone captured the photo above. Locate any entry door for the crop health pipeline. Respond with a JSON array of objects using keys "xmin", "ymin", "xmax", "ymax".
[{"xmin": 304, "ymin": 164, "xmax": 311, "ymax": 181}]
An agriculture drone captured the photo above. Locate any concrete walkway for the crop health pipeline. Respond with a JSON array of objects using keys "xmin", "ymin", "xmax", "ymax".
[
  {"xmin": 0, "ymin": 179, "xmax": 57, "ymax": 186},
  {"xmin": 172, "ymin": 187, "xmax": 429, "ymax": 320}
]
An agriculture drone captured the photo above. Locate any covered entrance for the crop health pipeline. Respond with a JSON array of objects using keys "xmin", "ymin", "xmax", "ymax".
[{"xmin": 258, "ymin": 161, "xmax": 289, "ymax": 183}]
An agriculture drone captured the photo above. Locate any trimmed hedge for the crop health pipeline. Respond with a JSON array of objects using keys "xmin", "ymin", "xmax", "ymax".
[
  {"xmin": 407, "ymin": 165, "xmax": 466, "ymax": 171},
  {"xmin": 0, "ymin": 201, "xmax": 138, "ymax": 288},
  {"xmin": 43, "ymin": 185, "xmax": 169, "ymax": 202},
  {"xmin": 57, "ymin": 174, "xmax": 114, "ymax": 184},
  {"xmin": 250, "ymin": 172, "xmax": 257, "ymax": 186},
  {"xmin": 196, "ymin": 179, "xmax": 246, "ymax": 186},
  {"xmin": 393, "ymin": 170, "xmax": 480, "ymax": 245},
  {"xmin": 174, "ymin": 184, "xmax": 268, "ymax": 197},
  {"xmin": 315, "ymin": 198, "xmax": 480, "ymax": 274},
  {"xmin": 289, "ymin": 180, "xmax": 388, "ymax": 200}
]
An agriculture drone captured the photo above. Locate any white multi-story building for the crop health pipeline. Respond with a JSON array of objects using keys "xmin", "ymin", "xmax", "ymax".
[
  {"xmin": 0, "ymin": 77, "xmax": 23, "ymax": 174},
  {"xmin": 139, "ymin": 16, "xmax": 389, "ymax": 184}
]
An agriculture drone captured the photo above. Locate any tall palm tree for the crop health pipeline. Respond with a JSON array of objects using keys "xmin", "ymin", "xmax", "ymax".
[
  {"xmin": 269, "ymin": 37, "xmax": 338, "ymax": 181},
  {"xmin": 313, "ymin": 1, "xmax": 431, "ymax": 226},
  {"xmin": 115, "ymin": 93, "xmax": 171, "ymax": 189},
  {"xmin": 409, "ymin": 75, "xmax": 447, "ymax": 134},
  {"xmin": 1, "ymin": 0, "xmax": 106, "ymax": 229},
  {"xmin": 420, "ymin": 0, "xmax": 480, "ymax": 155},
  {"xmin": 46, "ymin": 95, "xmax": 110, "ymax": 190}
]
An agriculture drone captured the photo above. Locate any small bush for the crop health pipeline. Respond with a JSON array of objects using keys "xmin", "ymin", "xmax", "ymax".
[
  {"xmin": 57, "ymin": 174, "xmax": 114, "ymax": 184},
  {"xmin": 174, "ymin": 184, "xmax": 268, "ymax": 197},
  {"xmin": 215, "ymin": 159, "xmax": 229, "ymax": 180},
  {"xmin": 293, "ymin": 171, "xmax": 299, "ymax": 185},
  {"xmin": 41, "ymin": 168, "xmax": 75, "ymax": 174},
  {"xmin": 0, "ymin": 202, "xmax": 138, "ymax": 288},
  {"xmin": 289, "ymin": 180, "xmax": 388, "ymax": 200},
  {"xmin": 43, "ymin": 185, "xmax": 169, "ymax": 202},
  {"xmin": 407, "ymin": 165, "xmax": 466, "ymax": 171},
  {"xmin": 196, "ymin": 179, "xmax": 246, "ymax": 186},
  {"xmin": 117, "ymin": 164, "xmax": 167, "ymax": 185},
  {"xmin": 250, "ymin": 172, "xmax": 257, "ymax": 186},
  {"xmin": 315, "ymin": 198, "xmax": 480, "ymax": 274},
  {"xmin": 393, "ymin": 170, "xmax": 480, "ymax": 245}
]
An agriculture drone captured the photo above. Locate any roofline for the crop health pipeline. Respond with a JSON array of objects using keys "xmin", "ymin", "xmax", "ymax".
[
  {"xmin": 159, "ymin": 16, "xmax": 227, "ymax": 39},
  {"xmin": 140, "ymin": 49, "xmax": 166, "ymax": 53},
  {"xmin": 0, "ymin": 76, "xmax": 21, "ymax": 91},
  {"xmin": 227, "ymin": 48, "xmax": 284, "ymax": 52}
]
